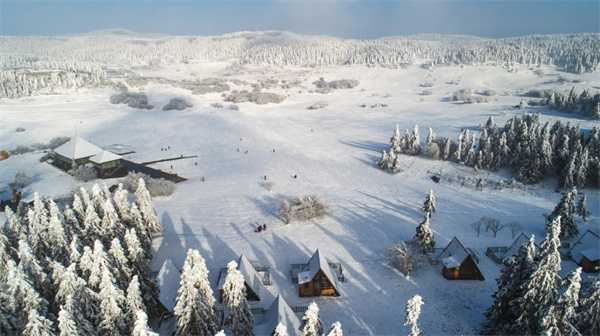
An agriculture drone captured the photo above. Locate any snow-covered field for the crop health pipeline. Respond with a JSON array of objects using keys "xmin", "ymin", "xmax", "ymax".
[{"xmin": 1, "ymin": 61, "xmax": 599, "ymax": 335}]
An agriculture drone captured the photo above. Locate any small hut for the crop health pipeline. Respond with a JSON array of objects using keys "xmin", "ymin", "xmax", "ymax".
[
  {"xmin": 436, "ymin": 237, "xmax": 484, "ymax": 281},
  {"xmin": 253, "ymin": 295, "xmax": 301, "ymax": 336},
  {"xmin": 217, "ymin": 254, "xmax": 266, "ymax": 302},
  {"xmin": 568, "ymin": 230, "xmax": 600, "ymax": 273},
  {"xmin": 156, "ymin": 258, "xmax": 181, "ymax": 313},
  {"xmin": 50, "ymin": 136, "xmax": 122, "ymax": 176},
  {"xmin": 295, "ymin": 249, "xmax": 341, "ymax": 297}
]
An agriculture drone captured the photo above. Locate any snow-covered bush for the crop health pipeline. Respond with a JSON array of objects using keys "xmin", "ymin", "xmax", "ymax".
[
  {"xmin": 14, "ymin": 171, "xmax": 32, "ymax": 188},
  {"xmin": 526, "ymin": 89, "xmax": 553, "ymax": 98},
  {"xmin": 310, "ymin": 102, "xmax": 328, "ymax": 110},
  {"xmin": 312, "ymin": 78, "xmax": 359, "ymax": 94},
  {"xmin": 465, "ymin": 96, "xmax": 489, "ymax": 104},
  {"xmin": 163, "ymin": 98, "xmax": 193, "ymax": 111},
  {"xmin": 32, "ymin": 142, "xmax": 47, "ymax": 150},
  {"xmin": 424, "ymin": 142, "xmax": 441, "ymax": 160},
  {"xmin": 224, "ymin": 91, "xmax": 286, "ymax": 105},
  {"xmin": 48, "ymin": 136, "xmax": 71, "ymax": 150},
  {"xmin": 123, "ymin": 172, "xmax": 175, "ymax": 197},
  {"xmin": 110, "ymin": 92, "xmax": 153, "ymax": 110},
  {"xmin": 422, "ymin": 90, "xmax": 433, "ymax": 96},
  {"xmin": 71, "ymin": 165, "xmax": 98, "ymax": 182},
  {"xmin": 481, "ymin": 90, "xmax": 497, "ymax": 96},
  {"xmin": 16, "ymin": 127, "xmax": 25, "ymax": 132},
  {"xmin": 385, "ymin": 241, "xmax": 426, "ymax": 276},
  {"xmin": 277, "ymin": 195, "xmax": 330, "ymax": 224},
  {"xmin": 420, "ymin": 82, "xmax": 435, "ymax": 88},
  {"xmin": 211, "ymin": 102, "xmax": 224, "ymax": 108},
  {"xmin": 229, "ymin": 104, "xmax": 239, "ymax": 111},
  {"xmin": 11, "ymin": 145, "xmax": 30, "ymax": 154},
  {"xmin": 450, "ymin": 88, "xmax": 472, "ymax": 102}
]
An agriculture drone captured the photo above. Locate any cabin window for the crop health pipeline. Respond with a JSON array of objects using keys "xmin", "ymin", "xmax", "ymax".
[{"xmin": 304, "ymin": 283, "xmax": 309, "ymax": 289}]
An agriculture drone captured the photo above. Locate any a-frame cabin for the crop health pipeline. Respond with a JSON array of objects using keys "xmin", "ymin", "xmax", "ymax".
[
  {"xmin": 297, "ymin": 249, "xmax": 341, "ymax": 297},
  {"xmin": 436, "ymin": 237, "xmax": 485, "ymax": 281}
]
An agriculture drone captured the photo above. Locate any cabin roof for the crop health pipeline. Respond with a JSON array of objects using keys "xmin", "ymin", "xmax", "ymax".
[
  {"xmin": 581, "ymin": 248, "xmax": 600, "ymax": 262},
  {"xmin": 436, "ymin": 237, "xmax": 469, "ymax": 267},
  {"xmin": 217, "ymin": 254, "xmax": 265, "ymax": 299},
  {"xmin": 568, "ymin": 230, "xmax": 600, "ymax": 263},
  {"xmin": 297, "ymin": 249, "xmax": 340, "ymax": 292},
  {"xmin": 156, "ymin": 258, "xmax": 180, "ymax": 312},
  {"xmin": 501, "ymin": 233, "xmax": 537, "ymax": 260},
  {"xmin": 53, "ymin": 136, "xmax": 103, "ymax": 160},
  {"xmin": 254, "ymin": 295, "xmax": 300, "ymax": 336},
  {"xmin": 89, "ymin": 149, "xmax": 121, "ymax": 164}
]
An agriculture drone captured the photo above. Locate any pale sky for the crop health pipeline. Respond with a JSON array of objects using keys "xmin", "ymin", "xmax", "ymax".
[{"xmin": 1, "ymin": 0, "xmax": 598, "ymax": 38}]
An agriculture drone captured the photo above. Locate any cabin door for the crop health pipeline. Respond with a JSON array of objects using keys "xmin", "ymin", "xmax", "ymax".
[{"xmin": 313, "ymin": 278, "xmax": 321, "ymax": 295}]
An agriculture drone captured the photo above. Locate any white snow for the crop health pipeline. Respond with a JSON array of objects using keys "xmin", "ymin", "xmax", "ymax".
[
  {"xmin": 156, "ymin": 258, "xmax": 180, "ymax": 312},
  {"xmin": 53, "ymin": 136, "xmax": 104, "ymax": 160},
  {"xmin": 1, "ymin": 61, "xmax": 599, "ymax": 335}
]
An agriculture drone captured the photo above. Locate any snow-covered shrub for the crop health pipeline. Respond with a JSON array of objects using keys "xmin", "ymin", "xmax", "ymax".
[
  {"xmin": 110, "ymin": 92, "xmax": 153, "ymax": 110},
  {"xmin": 14, "ymin": 171, "xmax": 32, "ymax": 188},
  {"xmin": 32, "ymin": 142, "xmax": 47, "ymax": 150},
  {"xmin": 11, "ymin": 145, "xmax": 30, "ymax": 154},
  {"xmin": 211, "ymin": 102, "xmax": 224, "ymax": 108},
  {"xmin": 465, "ymin": 96, "xmax": 489, "ymax": 104},
  {"xmin": 277, "ymin": 195, "xmax": 330, "ymax": 224},
  {"xmin": 310, "ymin": 102, "xmax": 328, "ymax": 109},
  {"xmin": 163, "ymin": 98, "xmax": 193, "ymax": 111},
  {"xmin": 16, "ymin": 127, "xmax": 25, "ymax": 132},
  {"xmin": 422, "ymin": 90, "xmax": 433, "ymax": 96},
  {"xmin": 385, "ymin": 241, "xmax": 426, "ymax": 276},
  {"xmin": 312, "ymin": 77, "xmax": 359, "ymax": 94},
  {"xmin": 424, "ymin": 142, "xmax": 441, "ymax": 160},
  {"xmin": 123, "ymin": 172, "xmax": 176, "ymax": 197},
  {"xmin": 71, "ymin": 165, "xmax": 98, "ymax": 182},
  {"xmin": 420, "ymin": 82, "xmax": 435, "ymax": 88},
  {"xmin": 189, "ymin": 78, "xmax": 230, "ymax": 95},
  {"xmin": 481, "ymin": 90, "xmax": 497, "ymax": 96},
  {"xmin": 48, "ymin": 136, "xmax": 71, "ymax": 150},
  {"xmin": 526, "ymin": 89, "xmax": 553, "ymax": 98},
  {"xmin": 229, "ymin": 104, "xmax": 239, "ymax": 111},
  {"xmin": 450, "ymin": 88, "xmax": 472, "ymax": 102},
  {"xmin": 224, "ymin": 91, "xmax": 286, "ymax": 104}
]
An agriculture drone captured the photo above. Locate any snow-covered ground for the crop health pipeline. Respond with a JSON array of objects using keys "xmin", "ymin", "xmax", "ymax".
[{"xmin": 1, "ymin": 62, "xmax": 598, "ymax": 335}]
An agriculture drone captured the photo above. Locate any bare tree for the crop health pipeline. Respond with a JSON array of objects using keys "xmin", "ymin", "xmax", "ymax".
[
  {"xmin": 384, "ymin": 241, "xmax": 426, "ymax": 276},
  {"xmin": 506, "ymin": 222, "xmax": 524, "ymax": 239},
  {"xmin": 471, "ymin": 221, "xmax": 483, "ymax": 237},
  {"xmin": 485, "ymin": 218, "xmax": 505, "ymax": 238},
  {"xmin": 277, "ymin": 196, "xmax": 329, "ymax": 224},
  {"xmin": 14, "ymin": 171, "xmax": 32, "ymax": 188},
  {"xmin": 71, "ymin": 166, "xmax": 98, "ymax": 182}
]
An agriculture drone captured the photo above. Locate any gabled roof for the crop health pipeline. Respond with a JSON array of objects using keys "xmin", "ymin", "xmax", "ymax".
[
  {"xmin": 436, "ymin": 237, "xmax": 469, "ymax": 268},
  {"xmin": 89, "ymin": 150, "xmax": 121, "ymax": 164},
  {"xmin": 254, "ymin": 295, "xmax": 301, "ymax": 336},
  {"xmin": 581, "ymin": 248, "xmax": 600, "ymax": 262},
  {"xmin": 157, "ymin": 258, "xmax": 181, "ymax": 312},
  {"xmin": 217, "ymin": 254, "xmax": 265, "ymax": 300},
  {"xmin": 569, "ymin": 230, "xmax": 600, "ymax": 263},
  {"xmin": 53, "ymin": 136, "xmax": 104, "ymax": 160},
  {"xmin": 297, "ymin": 249, "xmax": 340, "ymax": 292},
  {"xmin": 501, "ymin": 233, "xmax": 537, "ymax": 260}
]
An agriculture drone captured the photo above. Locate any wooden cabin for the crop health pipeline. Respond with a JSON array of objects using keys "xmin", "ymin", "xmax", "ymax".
[
  {"xmin": 437, "ymin": 237, "xmax": 485, "ymax": 281},
  {"xmin": 217, "ymin": 254, "xmax": 265, "ymax": 302},
  {"xmin": 568, "ymin": 230, "xmax": 600, "ymax": 273},
  {"xmin": 253, "ymin": 295, "xmax": 301, "ymax": 336},
  {"xmin": 296, "ymin": 249, "xmax": 341, "ymax": 297},
  {"xmin": 50, "ymin": 136, "xmax": 122, "ymax": 177}
]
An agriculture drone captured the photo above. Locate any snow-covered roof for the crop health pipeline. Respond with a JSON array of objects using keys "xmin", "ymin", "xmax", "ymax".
[
  {"xmin": 581, "ymin": 248, "xmax": 600, "ymax": 262},
  {"xmin": 217, "ymin": 254, "xmax": 265, "ymax": 299},
  {"xmin": 53, "ymin": 136, "xmax": 104, "ymax": 160},
  {"xmin": 436, "ymin": 237, "xmax": 469, "ymax": 268},
  {"xmin": 157, "ymin": 258, "xmax": 181, "ymax": 312},
  {"xmin": 89, "ymin": 149, "xmax": 121, "ymax": 164},
  {"xmin": 568, "ymin": 230, "xmax": 600, "ymax": 263},
  {"xmin": 254, "ymin": 295, "xmax": 301, "ymax": 336},
  {"xmin": 501, "ymin": 233, "xmax": 534, "ymax": 260},
  {"xmin": 298, "ymin": 249, "xmax": 340, "ymax": 292}
]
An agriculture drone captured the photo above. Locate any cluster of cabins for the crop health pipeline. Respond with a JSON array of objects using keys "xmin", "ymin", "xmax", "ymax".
[
  {"xmin": 49, "ymin": 136, "xmax": 125, "ymax": 178},
  {"xmin": 155, "ymin": 249, "xmax": 344, "ymax": 336}
]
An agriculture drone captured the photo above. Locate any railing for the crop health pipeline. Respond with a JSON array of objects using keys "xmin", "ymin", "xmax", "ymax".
[
  {"xmin": 485, "ymin": 246, "xmax": 508, "ymax": 264},
  {"xmin": 467, "ymin": 248, "xmax": 480, "ymax": 264},
  {"xmin": 329, "ymin": 262, "xmax": 346, "ymax": 282}
]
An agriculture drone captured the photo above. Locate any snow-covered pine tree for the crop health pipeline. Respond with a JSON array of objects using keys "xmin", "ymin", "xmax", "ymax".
[
  {"xmin": 326, "ymin": 322, "xmax": 343, "ymax": 336},
  {"xmin": 17, "ymin": 240, "xmax": 50, "ymax": 298},
  {"xmin": 82, "ymin": 205, "xmax": 102, "ymax": 246},
  {"xmin": 399, "ymin": 129, "xmax": 410, "ymax": 153},
  {"xmin": 482, "ymin": 235, "xmax": 536, "ymax": 335},
  {"xmin": 539, "ymin": 267, "xmax": 581, "ymax": 336},
  {"xmin": 576, "ymin": 194, "xmax": 591, "ymax": 222},
  {"xmin": 174, "ymin": 249, "xmax": 220, "ymax": 336},
  {"xmin": 100, "ymin": 198, "xmax": 126, "ymax": 244},
  {"xmin": 3, "ymin": 207, "xmax": 26, "ymax": 251},
  {"xmin": 87, "ymin": 240, "xmax": 111, "ymax": 290},
  {"xmin": 71, "ymin": 193, "xmax": 85, "ymax": 220},
  {"xmin": 413, "ymin": 213, "xmax": 435, "ymax": 254},
  {"xmin": 113, "ymin": 184, "xmax": 132, "ymax": 224},
  {"xmin": 377, "ymin": 150, "xmax": 389, "ymax": 170},
  {"xmin": 131, "ymin": 310, "xmax": 158, "ymax": 336},
  {"xmin": 512, "ymin": 217, "xmax": 562, "ymax": 335},
  {"xmin": 222, "ymin": 261, "xmax": 254, "ymax": 336},
  {"xmin": 404, "ymin": 294, "xmax": 424, "ymax": 336},
  {"xmin": 22, "ymin": 308, "xmax": 54, "ymax": 336},
  {"xmin": 58, "ymin": 304, "xmax": 80, "ymax": 336},
  {"xmin": 126, "ymin": 275, "xmax": 146, "ymax": 333},
  {"xmin": 129, "ymin": 204, "xmax": 153, "ymax": 259},
  {"xmin": 6, "ymin": 259, "xmax": 49, "ymax": 332},
  {"xmin": 573, "ymin": 275, "xmax": 600, "ymax": 335},
  {"xmin": 124, "ymin": 228, "xmax": 159, "ymax": 317},
  {"xmin": 421, "ymin": 190, "xmax": 436, "ymax": 213},
  {"xmin": 273, "ymin": 322, "xmax": 288, "ymax": 336},
  {"xmin": 98, "ymin": 264, "xmax": 127, "ymax": 336},
  {"xmin": 390, "ymin": 124, "xmax": 401, "ymax": 153},
  {"xmin": 426, "ymin": 127, "xmax": 435, "ymax": 145},
  {"xmin": 47, "ymin": 199, "xmax": 71, "ymax": 264},
  {"xmin": 407, "ymin": 125, "xmax": 421, "ymax": 155},
  {"xmin": 389, "ymin": 153, "xmax": 402, "ymax": 174},
  {"xmin": 300, "ymin": 301, "xmax": 323, "ymax": 336},
  {"xmin": 109, "ymin": 238, "xmax": 132, "ymax": 289},
  {"xmin": 90, "ymin": 184, "xmax": 105, "ymax": 216},
  {"xmin": 135, "ymin": 178, "xmax": 162, "ymax": 233},
  {"xmin": 548, "ymin": 187, "xmax": 578, "ymax": 238},
  {"xmin": 442, "ymin": 138, "xmax": 452, "ymax": 161}
]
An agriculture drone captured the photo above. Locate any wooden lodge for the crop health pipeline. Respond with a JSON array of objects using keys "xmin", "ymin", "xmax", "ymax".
[
  {"xmin": 292, "ymin": 249, "xmax": 341, "ymax": 297},
  {"xmin": 436, "ymin": 237, "xmax": 485, "ymax": 281},
  {"xmin": 217, "ymin": 254, "xmax": 268, "ymax": 303},
  {"xmin": 567, "ymin": 230, "xmax": 600, "ymax": 273},
  {"xmin": 50, "ymin": 136, "xmax": 124, "ymax": 178},
  {"xmin": 253, "ymin": 295, "xmax": 301, "ymax": 336}
]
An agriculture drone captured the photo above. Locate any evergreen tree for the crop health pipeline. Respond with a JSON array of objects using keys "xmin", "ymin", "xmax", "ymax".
[
  {"xmin": 82, "ymin": 206, "xmax": 102, "ymax": 246},
  {"xmin": 326, "ymin": 322, "xmax": 343, "ymax": 336},
  {"xmin": 442, "ymin": 138, "xmax": 452, "ymax": 161},
  {"xmin": 407, "ymin": 125, "xmax": 421, "ymax": 155},
  {"xmin": 100, "ymin": 198, "xmax": 126, "ymax": 244},
  {"xmin": 548, "ymin": 188, "xmax": 578, "ymax": 238},
  {"xmin": 413, "ymin": 212, "xmax": 435, "ymax": 253},
  {"xmin": 576, "ymin": 194, "xmax": 591, "ymax": 222},
  {"xmin": 3, "ymin": 207, "xmax": 26, "ymax": 251},
  {"xmin": 300, "ymin": 301, "xmax": 323, "ymax": 336},
  {"xmin": 135, "ymin": 178, "xmax": 162, "ymax": 233},
  {"xmin": 125, "ymin": 228, "xmax": 159, "ymax": 317},
  {"xmin": 131, "ymin": 310, "xmax": 158, "ymax": 336},
  {"xmin": 22, "ymin": 308, "xmax": 54, "ymax": 336},
  {"xmin": 389, "ymin": 153, "xmax": 402, "ymax": 174},
  {"xmin": 17, "ymin": 240, "xmax": 50, "ymax": 298},
  {"xmin": 98, "ymin": 264, "xmax": 127, "ymax": 336},
  {"xmin": 377, "ymin": 150, "xmax": 389, "ymax": 170},
  {"xmin": 129, "ymin": 204, "xmax": 153, "ymax": 260},
  {"xmin": 426, "ymin": 127, "xmax": 435, "ymax": 145},
  {"xmin": 404, "ymin": 294, "xmax": 424, "ymax": 336},
  {"xmin": 273, "ymin": 322, "xmax": 288, "ymax": 336},
  {"xmin": 222, "ymin": 261, "xmax": 254, "ymax": 336},
  {"xmin": 58, "ymin": 305, "xmax": 80, "ymax": 336},
  {"xmin": 573, "ymin": 275, "xmax": 600, "ymax": 336},
  {"xmin": 126, "ymin": 275, "xmax": 145, "ymax": 318},
  {"xmin": 390, "ymin": 124, "xmax": 401, "ymax": 153},
  {"xmin": 113, "ymin": 184, "xmax": 132, "ymax": 224},
  {"xmin": 483, "ymin": 236, "xmax": 536, "ymax": 335},
  {"xmin": 47, "ymin": 199, "xmax": 71, "ymax": 264},
  {"xmin": 421, "ymin": 190, "xmax": 436, "ymax": 213},
  {"xmin": 71, "ymin": 193, "xmax": 85, "ymax": 220},
  {"xmin": 512, "ymin": 217, "xmax": 562, "ymax": 335},
  {"xmin": 539, "ymin": 267, "xmax": 581, "ymax": 336},
  {"xmin": 109, "ymin": 238, "xmax": 132, "ymax": 288},
  {"xmin": 174, "ymin": 249, "xmax": 220, "ymax": 336}
]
